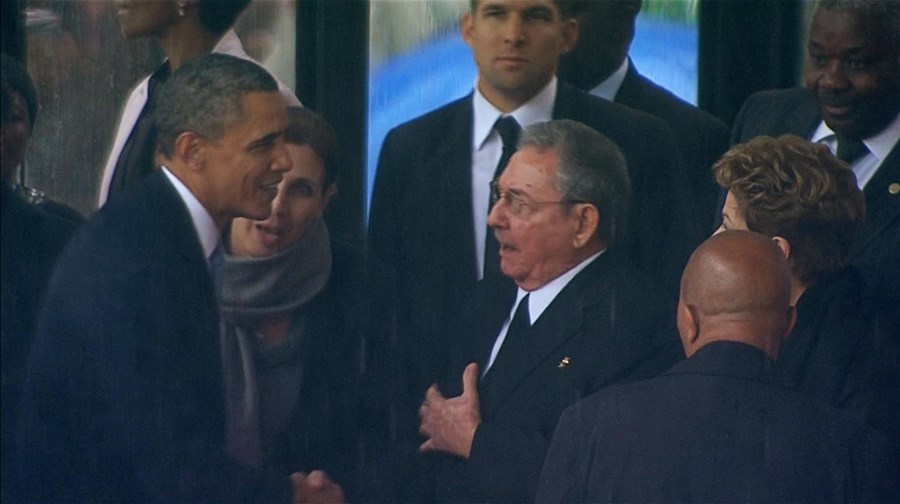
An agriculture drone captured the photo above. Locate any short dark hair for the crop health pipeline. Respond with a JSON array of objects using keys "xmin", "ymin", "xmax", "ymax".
[
  {"xmin": 0, "ymin": 53, "xmax": 39, "ymax": 133},
  {"xmin": 815, "ymin": 0, "xmax": 900, "ymax": 51},
  {"xmin": 155, "ymin": 53, "xmax": 279, "ymax": 157},
  {"xmin": 519, "ymin": 119, "xmax": 631, "ymax": 245},
  {"xmin": 470, "ymin": 0, "xmax": 578, "ymax": 19},
  {"xmin": 569, "ymin": 0, "xmax": 642, "ymax": 18},
  {"xmin": 713, "ymin": 134, "xmax": 865, "ymax": 286},
  {"xmin": 284, "ymin": 107, "xmax": 340, "ymax": 191},
  {"xmin": 197, "ymin": 0, "xmax": 252, "ymax": 35}
]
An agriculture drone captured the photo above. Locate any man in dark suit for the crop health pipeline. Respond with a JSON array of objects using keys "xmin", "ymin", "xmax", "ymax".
[
  {"xmin": 559, "ymin": 0, "xmax": 730, "ymax": 233},
  {"xmin": 418, "ymin": 120, "xmax": 682, "ymax": 503},
  {"xmin": 537, "ymin": 230, "xmax": 899, "ymax": 503},
  {"xmin": 368, "ymin": 0, "xmax": 694, "ymax": 444},
  {"xmin": 730, "ymin": 0, "xmax": 899, "ymax": 319},
  {"xmin": 14, "ymin": 54, "xmax": 339, "ymax": 502}
]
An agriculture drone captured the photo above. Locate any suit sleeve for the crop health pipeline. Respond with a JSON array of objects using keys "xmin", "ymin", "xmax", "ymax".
[{"xmin": 15, "ymin": 238, "xmax": 291, "ymax": 502}]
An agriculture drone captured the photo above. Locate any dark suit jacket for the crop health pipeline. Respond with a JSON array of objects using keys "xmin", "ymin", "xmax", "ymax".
[
  {"xmin": 537, "ymin": 341, "xmax": 900, "ymax": 503},
  {"xmin": 368, "ymin": 81, "xmax": 694, "ymax": 430},
  {"xmin": 731, "ymin": 88, "xmax": 900, "ymax": 320},
  {"xmin": 15, "ymin": 171, "xmax": 290, "ymax": 502},
  {"xmin": 0, "ymin": 183, "xmax": 79, "ymax": 501},
  {"xmin": 430, "ymin": 249, "xmax": 682, "ymax": 503},
  {"xmin": 614, "ymin": 61, "xmax": 731, "ymax": 233},
  {"xmin": 778, "ymin": 267, "xmax": 900, "ymax": 447}
]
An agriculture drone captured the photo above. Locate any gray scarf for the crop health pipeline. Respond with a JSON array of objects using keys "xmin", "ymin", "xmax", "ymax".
[{"xmin": 217, "ymin": 218, "xmax": 332, "ymax": 467}]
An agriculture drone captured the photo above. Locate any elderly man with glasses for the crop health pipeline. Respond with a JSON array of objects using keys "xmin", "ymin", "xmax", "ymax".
[{"xmin": 417, "ymin": 119, "xmax": 682, "ymax": 503}]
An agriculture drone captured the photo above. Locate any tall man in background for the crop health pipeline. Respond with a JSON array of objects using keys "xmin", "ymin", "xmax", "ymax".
[
  {"xmin": 730, "ymin": 0, "xmax": 900, "ymax": 321},
  {"xmin": 559, "ymin": 0, "xmax": 730, "ymax": 232}
]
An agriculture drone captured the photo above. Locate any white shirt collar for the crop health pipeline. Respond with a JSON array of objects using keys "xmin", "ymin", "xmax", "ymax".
[
  {"xmin": 515, "ymin": 249, "xmax": 605, "ymax": 325},
  {"xmin": 810, "ymin": 111, "xmax": 900, "ymax": 164},
  {"xmin": 472, "ymin": 76, "xmax": 558, "ymax": 151},
  {"xmin": 589, "ymin": 58, "xmax": 630, "ymax": 101},
  {"xmin": 161, "ymin": 166, "xmax": 220, "ymax": 259},
  {"xmin": 212, "ymin": 29, "xmax": 247, "ymax": 58}
]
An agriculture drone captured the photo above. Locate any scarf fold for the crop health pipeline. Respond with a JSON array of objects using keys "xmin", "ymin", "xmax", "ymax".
[
  {"xmin": 217, "ymin": 218, "xmax": 331, "ymax": 468},
  {"xmin": 218, "ymin": 218, "xmax": 332, "ymax": 326}
]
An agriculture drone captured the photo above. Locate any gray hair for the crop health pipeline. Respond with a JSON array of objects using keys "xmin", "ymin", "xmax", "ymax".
[
  {"xmin": 815, "ymin": 0, "xmax": 900, "ymax": 52},
  {"xmin": 519, "ymin": 119, "xmax": 631, "ymax": 245},
  {"xmin": 155, "ymin": 53, "xmax": 279, "ymax": 158}
]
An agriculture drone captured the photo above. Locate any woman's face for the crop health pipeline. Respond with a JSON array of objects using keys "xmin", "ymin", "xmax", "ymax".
[
  {"xmin": 114, "ymin": 0, "xmax": 180, "ymax": 39},
  {"xmin": 229, "ymin": 144, "xmax": 335, "ymax": 258},
  {"xmin": 0, "ymin": 90, "xmax": 31, "ymax": 184}
]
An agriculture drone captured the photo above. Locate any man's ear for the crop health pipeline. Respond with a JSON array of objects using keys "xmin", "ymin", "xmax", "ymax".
[
  {"xmin": 560, "ymin": 17, "xmax": 580, "ymax": 54},
  {"xmin": 173, "ymin": 131, "xmax": 205, "ymax": 172},
  {"xmin": 461, "ymin": 12, "xmax": 475, "ymax": 47},
  {"xmin": 771, "ymin": 236, "xmax": 791, "ymax": 260},
  {"xmin": 322, "ymin": 183, "xmax": 338, "ymax": 209},
  {"xmin": 677, "ymin": 301, "xmax": 700, "ymax": 357},
  {"xmin": 572, "ymin": 203, "xmax": 599, "ymax": 248}
]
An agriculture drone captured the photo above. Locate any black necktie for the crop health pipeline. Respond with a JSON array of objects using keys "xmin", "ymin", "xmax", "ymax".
[
  {"xmin": 486, "ymin": 294, "xmax": 531, "ymax": 376},
  {"xmin": 484, "ymin": 116, "xmax": 522, "ymax": 278},
  {"xmin": 836, "ymin": 135, "xmax": 869, "ymax": 165}
]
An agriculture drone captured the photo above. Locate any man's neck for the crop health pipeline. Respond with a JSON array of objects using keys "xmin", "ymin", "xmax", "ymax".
[{"xmin": 476, "ymin": 77, "xmax": 552, "ymax": 113}]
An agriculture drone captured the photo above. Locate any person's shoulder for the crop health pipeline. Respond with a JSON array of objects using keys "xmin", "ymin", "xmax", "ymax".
[
  {"xmin": 742, "ymin": 87, "xmax": 813, "ymax": 112},
  {"xmin": 625, "ymin": 72, "xmax": 729, "ymax": 133},
  {"xmin": 385, "ymin": 95, "xmax": 471, "ymax": 140}
]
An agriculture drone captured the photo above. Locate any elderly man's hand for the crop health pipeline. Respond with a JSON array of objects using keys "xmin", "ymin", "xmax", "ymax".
[{"xmin": 418, "ymin": 362, "xmax": 481, "ymax": 459}]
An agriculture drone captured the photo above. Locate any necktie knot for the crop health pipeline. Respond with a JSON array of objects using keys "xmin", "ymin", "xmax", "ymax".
[
  {"xmin": 494, "ymin": 116, "xmax": 521, "ymax": 151},
  {"xmin": 835, "ymin": 135, "xmax": 869, "ymax": 164},
  {"xmin": 508, "ymin": 293, "xmax": 531, "ymax": 335}
]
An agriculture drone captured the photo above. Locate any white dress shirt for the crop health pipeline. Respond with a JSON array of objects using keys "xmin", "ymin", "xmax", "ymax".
[
  {"xmin": 588, "ymin": 58, "xmax": 630, "ymax": 101},
  {"xmin": 471, "ymin": 77, "xmax": 557, "ymax": 279},
  {"xmin": 161, "ymin": 166, "xmax": 220, "ymax": 260},
  {"xmin": 484, "ymin": 250, "xmax": 604, "ymax": 373},
  {"xmin": 810, "ymin": 111, "xmax": 900, "ymax": 189}
]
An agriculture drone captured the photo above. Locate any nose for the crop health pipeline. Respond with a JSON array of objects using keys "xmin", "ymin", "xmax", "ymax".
[
  {"xmin": 270, "ymin": 184, "xmax": 288, "ymax": 216},
  {"xmin": 819, "ymin": 60, "xmax": 849, "ymax": 91},
  {"xmin": 503, "ymin": 13, "xmax": 525, "ymax": 45},
  {"xmin": 271, "ymin": 137, "xmax": 291, "ymax": 174},
  {"xmin": 487, "ymin": 198, "xmax": 508, "ymax": 230}
]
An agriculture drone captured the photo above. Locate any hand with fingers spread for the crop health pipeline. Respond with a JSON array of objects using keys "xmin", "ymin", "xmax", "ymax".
[
  {"xmin": 418, "ymin": 362, "xmax": 482, "ymax": 459},
  {"xmin": 290, "ymin": 470, "xmax": 345, "ymax": 504}
]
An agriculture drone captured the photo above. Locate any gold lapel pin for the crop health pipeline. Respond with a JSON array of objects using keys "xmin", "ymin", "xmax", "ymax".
[
  {"xmin": 558, "ymin": 356, "xmax": 571, "ymax": 368},
  {"xmin": 888, "ymin": 182, "xmax": 899, "ymax": 195}
]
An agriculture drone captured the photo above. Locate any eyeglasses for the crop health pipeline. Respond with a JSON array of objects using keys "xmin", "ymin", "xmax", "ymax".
[{"xmin": 490, "ymin": 180, "xmax": 585, "ymax": 217}]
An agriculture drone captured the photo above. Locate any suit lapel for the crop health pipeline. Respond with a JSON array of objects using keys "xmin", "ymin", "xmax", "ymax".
[
  {"xmin": 435, "ymin": 97, "xmax": 479, "ymax": 282},
  {"xmin": 854, "ymin": 146, "xmax": 900, "ymax": 258},
  {"xmin": 479, "ymin": 258, "xmax": 607, "ymax": 417}
]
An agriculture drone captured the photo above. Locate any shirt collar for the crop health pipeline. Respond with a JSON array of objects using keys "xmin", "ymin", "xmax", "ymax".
[
  {"xmin": 515, "ymin": 249, "xmax": 604, "ymax": 325},
  {"xmin": 589, "ymin": 58, "xmax": 630, "ymax": 101},
  {"xmin": 473, "ymin": 76, "xmax": 558, "ymax": 151},
  {"xmin": 810, "ymin": 110, "xmax": 900, "ymax": 162},
  {"xmin": 161, "ymin": 166, "xmax": 220, "ymax": 259}
]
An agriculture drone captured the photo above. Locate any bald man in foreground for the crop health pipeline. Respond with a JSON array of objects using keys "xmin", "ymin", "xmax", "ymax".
[{"xmin": 537, "ymin": 231, "xmax": 898, "ymax": 502}]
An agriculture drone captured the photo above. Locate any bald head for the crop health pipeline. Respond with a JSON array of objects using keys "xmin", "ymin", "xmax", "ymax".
[{"xmin": 678, "ymin": 230, "xmax": 795, "ymax": 358}]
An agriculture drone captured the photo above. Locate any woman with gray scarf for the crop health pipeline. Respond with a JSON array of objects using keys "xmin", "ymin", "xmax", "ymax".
[{"xmin": 214, "ymin": 107, "xmax": 359, "ymax": 502}]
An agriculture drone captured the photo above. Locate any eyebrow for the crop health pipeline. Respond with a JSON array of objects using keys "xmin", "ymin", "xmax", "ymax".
[{"xmin": 246, "ymin": 130, "xmax": 283, "ymax": 150}]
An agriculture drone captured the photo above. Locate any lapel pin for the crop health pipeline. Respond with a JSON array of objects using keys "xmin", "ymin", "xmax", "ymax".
[
  {"xmin": 558, "ymin": 356, "xmax": 571, "ymax": 368},
  {"xmin": 889, "ymin": 182, "xmax": 899, "ymax": 195}
]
